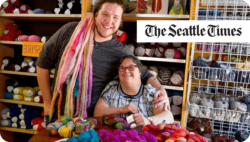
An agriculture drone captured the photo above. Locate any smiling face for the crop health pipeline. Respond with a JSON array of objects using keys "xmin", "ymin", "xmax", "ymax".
[
  {"xmin": 118, "ymin": 58, "xmax": 141, "ymax": 84},
  {"xmin": 94, "ymin": 2, "xmax": 123, "ymax": 42}
]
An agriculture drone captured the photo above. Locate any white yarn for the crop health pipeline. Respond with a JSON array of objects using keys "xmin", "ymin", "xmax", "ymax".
[
  {"xmin": 190, "ymin": 93, "xmax": 201, "ymax": 105},
  {"xmin": 134, "ymin": 45, "xmax": 145, "ymax": 56},
  {"xmin": 200, "ymin": 98, "xmax": 214, "ymax": 107}
]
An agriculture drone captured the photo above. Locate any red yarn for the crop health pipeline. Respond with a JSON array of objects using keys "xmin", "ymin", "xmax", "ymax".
[
  {"xmin": 6, "ymin": 23, "xmax": 18, "ymax": 32},
  {"xmin": 142, "ymin": 124, "xmax": 155, "ymax": 132},
  {"xmin": 163, "ymin": 48, "xmax": 181, "ymax": 59},
  {"xmin": 12, "ymin": 8, "xmax": 25, "ymax": 14},
  {"xmin": 4, "ymin": 30, "xmax": 16, "ymax": 38},
  {"xmin": 2, "ymin": 1, "xmax": 15, "ymax": 10},
  {"xmin": 18, "ymin": 35, "xmax": 29, "ymax": 41},
  {"xmin": 11, "ymin": 0, "xmax": 21, "ymax": 8},
  {"xmin": 28, "ymin": 35, "xmax": 41, "ymax": 42},
  {"xmin": 16, "ymin": 30, "xmax": 22, "ymax": 37},
  {"xmin": 1, "ymin": 8, "xmax": 12, "ymax": 13},
  {"xmin": 115, "ymin": 30, "xmax": 127, "ymax": 43},
  {"xmin": 1, "ymin": 35, "xmax": 15, "ymax": 41},
  {"xmin": 20, "ymin": 4, "xmax": 31, "ymax": 11}
]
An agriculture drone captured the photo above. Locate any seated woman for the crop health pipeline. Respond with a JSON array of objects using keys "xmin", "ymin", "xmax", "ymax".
[{"xmin": 94, "ymin": 55, "xmax": 174, "ymax": 126}]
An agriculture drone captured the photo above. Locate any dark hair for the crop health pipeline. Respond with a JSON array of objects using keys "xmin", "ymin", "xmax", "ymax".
[
  {"xmin": 117, "ymin": 55, "xmax": 144, "ymax": 72},
  {"xmin": 93, "ymin": 0, "xmax": 125, "ymax": 28}
]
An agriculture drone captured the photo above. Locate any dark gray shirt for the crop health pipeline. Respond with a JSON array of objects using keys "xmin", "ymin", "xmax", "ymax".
[{"xmin": 36, "ymin": 22, "xmax": 153, "ymax": 117}]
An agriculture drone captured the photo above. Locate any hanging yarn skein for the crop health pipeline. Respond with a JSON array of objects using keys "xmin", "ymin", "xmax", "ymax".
[{"xmin": 49, "ymin": 14, "xmax": 95, "ymax": 121}]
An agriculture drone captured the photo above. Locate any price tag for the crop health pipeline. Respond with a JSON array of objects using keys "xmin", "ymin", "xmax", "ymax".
[{"xmin": 22, "ymin": 42, "xmax": 44, "ymax": 57}]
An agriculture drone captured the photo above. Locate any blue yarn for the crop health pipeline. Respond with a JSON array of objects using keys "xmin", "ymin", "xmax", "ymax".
[
  {"xmin": 199, "ymin": 8, "xmax": 206, "ymax": 15},
  {"xmin": 33, "ymin": 8, "xmax": 44, "ymax": 14},
  {"xmin": 214, "ymin": 8, "xmax": 221, "ymax": 16},
  {"xmin": 32, "ymin": 110, "xmax": 39, "ymax": 117},
  {"xmin": 219, "ymin": 69, "xmax": 236, "ymax": 82},
  {"xmin": 246, "ymin": 95, "xmax": 250, "ymax": 105},
  {"xmin": 235, "ymin": 130, "xmax": 250, "ymax": 142},
  {"xmin": 5, "ymin": 79, "xmax": 15, "ymax": 86},
  {"xmin": 18, "ymin": 105, "xmax": 28, "ymax": 109},
  {"xmin": 208, "ymin": 8, "xmax": 213, "ymax": 16},
  {"xmin": 66, "ymin": 137, "xmax": 78, "ymax": 142},
  {"xmin": 78, "ymin": 131, "xmax": 91, "ymax": 142},
  {"xmin": 89, "ymin": 130, "xmax": 99, "ymax": 142},
  {"xmin": 4, "ymin": 92, "xmax": 13, "ymax": 99},
  {"xmin": 236, "ymin": 71, "xmax": 250, "ymax": 83}
]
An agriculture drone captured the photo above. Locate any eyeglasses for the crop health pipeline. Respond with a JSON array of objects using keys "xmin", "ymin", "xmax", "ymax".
[{"xmin": 118, "ymin": 65, "xmax": 137, "ymax": 72}]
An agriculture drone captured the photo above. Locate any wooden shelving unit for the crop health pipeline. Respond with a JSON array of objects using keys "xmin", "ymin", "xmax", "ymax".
[
  {"xmin": 0, "ymin": 14, "xmax": 81, "ymax": 22},
  {"xmin": 162, "ymin": 85, "xmax": 183, "ymax": 91},
  {"xmin": 137, "ymin": 56, "xmax": 186, "ymax": 63},
  {"xmin": 0, "ymin": 70, "xmax": 54, "ymax": 78},
  {"xmin": 0, "ymin": 99, "xmax": 43, "ymax": 107},
  {"xmin": 0, "ymin": 127, "xmax": 38, "ymax": 134},
  {"xmin": 0, "ymin": 41, "xmax": 22, "ymax": 45}
]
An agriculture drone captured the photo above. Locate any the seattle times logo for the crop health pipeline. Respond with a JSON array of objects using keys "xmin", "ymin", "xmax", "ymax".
[{"xmin": 137, "ymin": 20, "xmax": 250, "ymax": 42}]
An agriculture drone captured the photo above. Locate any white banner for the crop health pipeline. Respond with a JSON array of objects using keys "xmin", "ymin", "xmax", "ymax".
[{"xmin": 137, "ymin": 20, "xmax": 250, "ymax": 42}]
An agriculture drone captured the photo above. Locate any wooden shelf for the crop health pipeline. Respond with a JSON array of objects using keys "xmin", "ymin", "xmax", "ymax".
[
  {"xmin": 137, "ymin": 56, "xmax": 186, "ymax": 63},
  {"xmin": 0, "ymin": 14, "xmax": 81, "ymax": 22},
  {"xmin": 86, "ymin": 12, "xmax": 189, "ymax": 22},
  {"xmin": 0, "ymin": 127, "xmax": 38, "ymax": 134},
  {"xmin": 162, "ymin": 85, "xmax": 183, "ymax": 91},
  {"xmin": 0, "ymin": 41, "xmax": 22, "ymax": 45},
  {"xmin": 0, "ymin": 99, "xmax": 43, "ymax": 107},
  {"xmin": 0, "ymin": 70, "xmax": 54, "ymax": 78}
]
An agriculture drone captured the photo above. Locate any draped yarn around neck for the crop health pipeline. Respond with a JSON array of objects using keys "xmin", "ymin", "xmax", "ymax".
[
  {"xmin": 172, "ymin": 3, "xmax": 182, "ymax": 15},
  {"xmin": 49, "ymin": 14, "xmax": 95, "ymax": 121}
]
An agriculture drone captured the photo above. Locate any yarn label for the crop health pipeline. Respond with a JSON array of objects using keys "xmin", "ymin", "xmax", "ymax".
[
  {"xmin": 22, "ymin": 42, "xmax": 44, "ymax": 57},
  {"xmin": 137, "ymin": 20, "xmax": 250, "ymax": 42}
]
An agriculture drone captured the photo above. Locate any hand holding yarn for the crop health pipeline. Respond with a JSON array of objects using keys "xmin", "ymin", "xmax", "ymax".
[
  {"xmin": 121, "ymin": 102, "xmax": 140, "ymax": 114},
  {"xmin": 133, "ymin": 113, "xmax": 150, "ymax": 126}
]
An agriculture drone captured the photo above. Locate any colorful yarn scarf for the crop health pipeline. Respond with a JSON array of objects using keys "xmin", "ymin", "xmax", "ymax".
[{"xmin": 49, "ymin": 14, "xmax": 94, "ymax": 122}]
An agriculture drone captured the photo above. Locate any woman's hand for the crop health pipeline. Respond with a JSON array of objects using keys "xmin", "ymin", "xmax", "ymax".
[
  {"xmin": 121, "ymin": 102, "xmax": 140, "ymax": 114},
  {"xmin": 133, "ymin": 113, "xmax": 150, "ymax": 126}
]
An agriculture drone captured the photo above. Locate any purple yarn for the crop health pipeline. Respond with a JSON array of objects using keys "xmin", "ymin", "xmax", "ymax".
[
  {"xmin": 98, "ymin": 129, "xmax": 111, "ymax": 139},
  {"xmin": 33, "ymin": 8, "xmax": 44, "ymax": 14},
  {"xmin": 141, "ymin": 132, "xmax": 158, "ymax": 142},
  {"xmin": 138, "ymin": 135, "xmax": 147, "ymax": 142},
  {"xmin": 125, "ymin": 129, "xmax": 140, "ymax": 141},
  {"xmin": 165, "ymin": 129, "xmax": 175, "ymax": 134},
  {"xmin": 113, "ymin": 129, "xmax": 125, "ymax": 135},
  {"xmin": 103, "ymin": 134, "xmax": 120, "ymax": 142}
]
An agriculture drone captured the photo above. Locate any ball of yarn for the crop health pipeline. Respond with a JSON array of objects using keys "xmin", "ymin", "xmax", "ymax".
[
  {"xmin": 125, "ymin": 129, "xmax": 140, "ymax": 141},
  {"xmin": 28, "ymin": 35, "xmax": 41, "ymax": 42},
  {"xmin": 200, "ymin": 98, "xmax": 214, "ymax": 107},
  {"xmin": 246, "ymin": 95, "xmax": 250, "ymax": 104},
  {"xmin": 214, "ymin": 101, "xmax": 229, "ymax": 109},
  {"xmin": 78, "ymin": 131, "xmax": 91, "ymax": 142},
  {"xmin": 235, "ymin": 130, "xmax": 250, "ymax": 142},
  {"xmin": 46, "ymin": 123, "xmax": 58, "ymax": 135},
  {"xmin": 177, "ymin": 47, "xmax": 186, "ymax": 57},
  {"xmin": 66, "ymin": 137, "xmax": 78, "ymax": 142},
  {"xmin": 230, "ymin": 101, "xmax": 247, "ymax": 112},
  {"xmin": 141, "ymin": 131, "xmax": 158, "ymax": 142},
  {"xmin": 134, "ymin": 45, "xmax": 146, "ymax": 56},
  {"xmin": 127, "ymin": 43, "xmax": 135, "ymax": 54},
  {"xmin": 72, "ymin": 117, "xmax": 84, "ymax": 124},
  {"xmin": 87, "ymin": 118, "xmax": 97, "ymax": 130},
  {"xmin": 189, "ymin": 93, "xmax": 201, "ymax": 105},
  {"xmin": 163, "ymin": 48, "xmax": 181, "ymax": 59},
  {"xmin": 58, "ymin": 125, "xmax": 72, "ymax": 138},
  {"xmin": 157, "ymin": 68, "xmax": 172, "ymax": 85},
  {"xmin": 115, "ymin": 122, "xmax": 130, "ymax": 130},
  {"xmin": 89, "ymin": 130, "xmax": 99, "ymax": 142},
  {"xmin": 59, "ymin": 116, "xmax": 71, "ymax": 125}
]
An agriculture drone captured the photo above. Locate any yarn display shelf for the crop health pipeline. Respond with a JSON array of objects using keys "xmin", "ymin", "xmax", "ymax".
[
  {"xmin": 0, "ymin": 99, "xmax": 43, "ymax": 107},
  {"xmin": 137, "ymin": 56, "xmax": 186, "ymax": 63},
  {"xmin": 0, "ymin": 14, "xmax": 81, "ymax": 22},
  {"xmin": 0, "ymin": 40, "xmax": 22, "ymax": 45},
  {"xmin": 0, "ymin": 126, "xmax": 38, "ymax": 134},
  {"xmin": 162, "ymin": 85, "xmax": 184, "ymax": 91},
  {"xmin": 194, "ymin": 50, "xmax": 250, "ymax": 57},
  {"xmin": 86, "ymin": 12, "xmax": 189, "ymax": 22},
  {"xmin": 191, "ymin": 66, "xmax": 250, "ymax": 84},
  {"xmin": 0, "ymin": 70, "xmax": 54, "ymax": 78},
  {"xmin": 200, "ymin": 0, "xmax": 248, "ymax": 6},
  {"xmin": 188, "ymin": 103, "xmax": 250, "ymax": 124}
]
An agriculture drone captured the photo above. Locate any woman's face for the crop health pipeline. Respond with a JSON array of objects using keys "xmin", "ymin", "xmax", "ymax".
[
  {"xmin": 118, "ymin": 58, "xmax": 141, "ymax": 84},
  {"xmin": 175, "ymin": 0, "xmax": 180, "ymax": 6}
]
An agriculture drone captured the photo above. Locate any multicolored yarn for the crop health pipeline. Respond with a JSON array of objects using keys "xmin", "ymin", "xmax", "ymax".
[
  {"xmin": 74, "ymin": 121, "xmax": 90, "ymax": 137},
  {"xmin": 87, "ymin": 118, "xmax": 97, "ymax": 130},
  {"xmin": 99, "ymin": 129, "xmax": 157, "ymax": 142},
  {"xmin": 142, "ymin": 123, "xmax": 208, "ymax": 142},
  {"xmin": 58, "ymin": 121, "xmax": 76, "ymax": 138},
  {"xmin": 72, "ymin": 117, "xmax": 84, "ymax": 124},
  {"xmin": 46, "ymin": 120, "xmax": 63, "ymax": 135},
  {"xmin": 102, "ymin": 114, "xmax": 130, "ymax": 130},
  {"xmin": 59, "ymin": 116, "xmax": 71, "ymax": 125},
  {"xmin": 49, "ymin": 14, "xmax": 95, "ymax": 121}
]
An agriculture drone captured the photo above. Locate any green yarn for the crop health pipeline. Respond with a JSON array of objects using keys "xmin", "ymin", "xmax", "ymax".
[
  {"xmin": 59, "ymin": 116, "xmax": 71, "ymax": 125},
  {"xmin": 66, "ymin": 137, "xmax": 78, "ymax": 142},
  {"xmin": 115, "ymin": 122, "xmax": 125, "ymax": 130}
]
